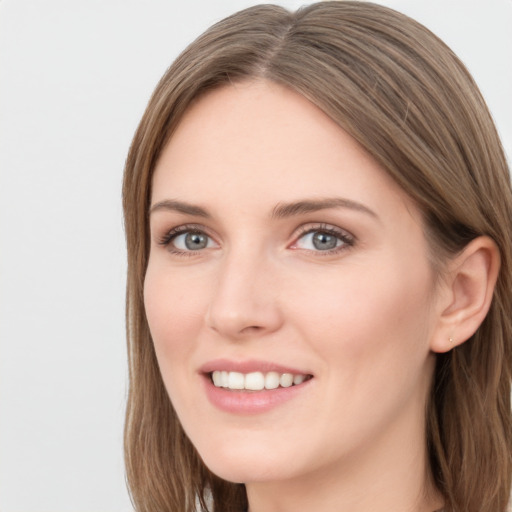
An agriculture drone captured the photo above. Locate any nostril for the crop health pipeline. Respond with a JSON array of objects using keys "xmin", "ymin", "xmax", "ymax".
[{"xmin": 240, "ymin": 325, "xmax": 264, "ymax": 333}]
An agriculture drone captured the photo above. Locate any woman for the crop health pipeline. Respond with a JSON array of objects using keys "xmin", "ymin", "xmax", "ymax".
[{"xmin": 122, "ymin": 2, "xmax": 512, "ymax": 511}]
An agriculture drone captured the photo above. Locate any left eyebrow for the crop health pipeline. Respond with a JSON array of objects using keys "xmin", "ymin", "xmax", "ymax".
[{"xmin": 271, "ymin": 197, "xmax": 378, "ymax": 220}]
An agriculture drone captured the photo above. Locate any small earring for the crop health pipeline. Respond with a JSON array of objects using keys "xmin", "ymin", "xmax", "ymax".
[{"xmin": 449, "ymin": 337, "xmax": 454, "ymax": 344}]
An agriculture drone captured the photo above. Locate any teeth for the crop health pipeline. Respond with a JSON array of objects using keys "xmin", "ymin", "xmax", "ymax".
[
  {"xmin": 280, "ymin": 373, "xmax": 294, "ymax": 387},
  {"xmin": 211, "ymin": 370, "xmax": 310, "ymax": 391},
  {"xmin": 212, "ymin": 371, "xmax": 222, "ymax": 387},
  {"xmin": 265, "ymin": 371, "xmax": 280, "ymax": 389},
  {"xmin": 228, "ymin": 371, "xmax": 245, "ymax": 390},
  {"xmin": 293, "ymin": 374, "xmax": 305, "ymax": 385},
  {"xmin": 245, "ymin": 372, "xmax": 265, "ymax": 391}
]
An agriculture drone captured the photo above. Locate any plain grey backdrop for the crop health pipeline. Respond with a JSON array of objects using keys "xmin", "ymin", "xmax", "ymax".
[{"xmin": 1, "ymin": 0, "xmax": 511, "ymax": 510}]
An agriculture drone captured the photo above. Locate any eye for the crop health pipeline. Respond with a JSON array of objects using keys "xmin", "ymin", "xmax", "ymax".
[
  {"xmin": 173, "ymin": 231, "xmax": 214, "ymax": 251},
  {"xmin": 158, "ymin": 226, "xmax": 218, "ymax": 254},
  {"xmin": 291, "ymin": 225, "xmax": 354, "ymax": 253}
]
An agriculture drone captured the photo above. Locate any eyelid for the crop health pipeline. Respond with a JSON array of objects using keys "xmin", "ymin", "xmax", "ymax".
[
  {"xmin": 157, "ymin": 223, "xmax": 219, "ymax": 250},
  {"xmin": 289, "ymin": 223, "xmax": 355, "ymax": 253}
]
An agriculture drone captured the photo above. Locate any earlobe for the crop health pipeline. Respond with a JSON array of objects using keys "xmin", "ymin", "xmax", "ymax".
[{"xmin": 430, "ymin": 236, "xmax": 500, "ymax": 353}]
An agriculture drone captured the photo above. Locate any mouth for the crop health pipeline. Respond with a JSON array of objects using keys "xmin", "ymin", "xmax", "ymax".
[
  {"xmin": 201, "ymin": 362, "xmax": 314, "ymax": 413},
  {"xmin": 209, "ymin": 370, "xmax": 313, "ymax": 391}
]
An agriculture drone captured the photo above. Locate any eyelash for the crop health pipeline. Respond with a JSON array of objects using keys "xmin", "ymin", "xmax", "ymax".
[
  {"xmin": 157, "ymin": 224, "xmax": 215, "ymax": 256},
  {"xmin": 157, "ymin": 223, "xmax": 355, "ymax": 256},
  {"xmin": 291, "ymin": 223, "xmax": 355, "ymax": 255}
]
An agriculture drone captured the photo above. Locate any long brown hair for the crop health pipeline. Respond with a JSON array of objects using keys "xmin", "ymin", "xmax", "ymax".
[{"xmin": 122, "ymin": 2, "xmax": 512, "ymax": 511}]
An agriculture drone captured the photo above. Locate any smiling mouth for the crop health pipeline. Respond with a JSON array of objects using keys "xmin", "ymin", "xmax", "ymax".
[{"xmin": 210, "ymin": 370, "xmax": 313, "ymax": 391}]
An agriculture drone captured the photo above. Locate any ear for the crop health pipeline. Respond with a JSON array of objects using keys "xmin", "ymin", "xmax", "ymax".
[{"xmin": 430, "ymin": 236, "xmax": 500, "ymax": 353}]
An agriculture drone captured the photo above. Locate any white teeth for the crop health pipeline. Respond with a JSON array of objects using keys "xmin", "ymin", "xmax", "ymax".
[
  {"xmin": 228, "ymin": 371, "xmax": 245, "ymax": 389},
  {"xmin": 212, "ymin": 371, "xmax": 222, "ymax": 386},
  {"xmin": 245, "ymin": 372, "xmax": 265, "ymax": 391},
  {"xmin": 211, "ymin": 370, "xmax": 310, "ymax": 390},
  {"xmin": 293, "ymin": 374, "xmax": 305, "ymax": 385},
  {"xmin": 280, "ymin": 373, "xmax": 293, "ymax": 388},
  {"xmin": 265, "ymin": 371, "xmax": 280, "ymax": 390}
]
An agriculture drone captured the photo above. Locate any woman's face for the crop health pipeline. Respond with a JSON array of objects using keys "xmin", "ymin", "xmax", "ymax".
[{"xmin": 145, "ymin": 81, "xmax": 442, "ymax": 486}]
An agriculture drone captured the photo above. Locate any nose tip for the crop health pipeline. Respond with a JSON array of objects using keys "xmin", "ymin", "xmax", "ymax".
[
  {"xmin": 206, "ymin": 309, "xmax": 272, "ymax": 338},
  {"xmin": 206, "ymin": 294, "xmax": 283, "ymax": 339}
]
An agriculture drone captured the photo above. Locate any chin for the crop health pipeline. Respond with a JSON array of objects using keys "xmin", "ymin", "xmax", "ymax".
[
  {"xmin": 204, "ymin": 459, "xmax": 295, "ymax": 485},
  {"xmin": 194, "ymin": 438, "xmax": 303, "ymax": 484}
]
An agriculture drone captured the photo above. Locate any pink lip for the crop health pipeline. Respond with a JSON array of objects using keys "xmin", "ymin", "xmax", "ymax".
[
  {"xmin": 199, "ymin": 359, "xmax": 314, "ymax": 415},
  {"xmin": 199, "ymin": 358, "xmax": 310, "ymax": 375}
]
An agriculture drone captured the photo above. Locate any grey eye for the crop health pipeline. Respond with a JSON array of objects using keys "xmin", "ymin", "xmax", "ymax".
[
  {"xmin": 295, "ymin": 230, "xmax": 343, "ymax": 251},
  {"xmin": 312, "ymin": 232, "xmax": 338, "ymax": 250},
  {"xmin": 185, "ymin": 232, "xmax": 208, "ymax": 250},
  {"xmin": 172, "ymin": 231, "xmax": 214, "ymax": 251}
]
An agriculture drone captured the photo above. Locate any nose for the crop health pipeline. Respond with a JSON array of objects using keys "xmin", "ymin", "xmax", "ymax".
[{"xmin": 205, "ymin": 249, "xmax": 283, "ymax": 340}]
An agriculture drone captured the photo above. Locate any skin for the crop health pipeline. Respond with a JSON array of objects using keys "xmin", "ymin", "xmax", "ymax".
[{"xmin": 144, "ymin": 80, "xmax": 449, "ymax": 511}]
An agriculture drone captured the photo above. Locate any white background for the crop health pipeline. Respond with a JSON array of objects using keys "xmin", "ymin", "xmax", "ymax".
[{"xmin": 1, "ymin": 1, "xmax": 510, "ymax": 511}]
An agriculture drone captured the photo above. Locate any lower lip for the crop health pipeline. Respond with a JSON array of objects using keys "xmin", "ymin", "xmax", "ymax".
[{"xmin": 202, "ymin": 375, "xmax": 313, "ymax": 414}]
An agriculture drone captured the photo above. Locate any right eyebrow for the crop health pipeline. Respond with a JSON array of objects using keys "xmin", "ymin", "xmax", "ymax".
[{"xmin": 149, "ymin": 199, "xmax": 211, "ymax": 218}]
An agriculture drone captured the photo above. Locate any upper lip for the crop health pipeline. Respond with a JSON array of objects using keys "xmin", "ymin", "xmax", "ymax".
[{"xmin": 199, "ymin": 358, "xmax": 312, "ymax": 376}]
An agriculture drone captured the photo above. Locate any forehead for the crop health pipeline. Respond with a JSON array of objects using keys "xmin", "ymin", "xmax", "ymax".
[{"xmin": 151, "ymin": 80, "xmax": 414, "ymax": 220}]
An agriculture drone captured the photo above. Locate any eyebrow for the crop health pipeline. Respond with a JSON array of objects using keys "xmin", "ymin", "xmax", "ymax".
[
  {"xmin": 149, "ymin": 196, "xmax": 378, "ymax": 220},
  {"xmin": 149, "ymin": 199, "xmax": 211, "ymax": 218},
  {"xmin": 271, "ymin": 197, "xmax": 378, "ymax": 220}
]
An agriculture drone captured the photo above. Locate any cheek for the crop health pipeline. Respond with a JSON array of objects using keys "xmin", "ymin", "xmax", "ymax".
[
  {"xmin": 285, "ymin": 259, "xmax": 436, "ymax": 447},
  {"xmin": 143, "ymin": 264, "xmax": 207, "ymax": 380},
  {"xmin": 288, "ymin": 255, "xmax": 435, "ymax": 380}
]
